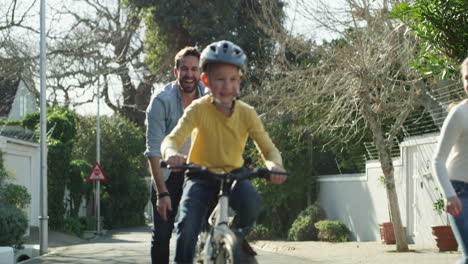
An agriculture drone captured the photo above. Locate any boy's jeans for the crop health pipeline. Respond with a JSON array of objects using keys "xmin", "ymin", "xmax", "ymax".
[
  {"xmin": 449, "ymin": 180, "xmax": 468, "ymax": 264},
  {"xmin": 174, "ymin": 173, "xmax": 262, "ymax": 264}
]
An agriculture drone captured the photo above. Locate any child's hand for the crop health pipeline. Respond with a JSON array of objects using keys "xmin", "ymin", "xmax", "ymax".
[
  {"xmin": 165, "ymin": 148, "xmax": 187, "ymax": 171},
  {"xmin": 267, "ymin": 163, "xmax": 287, "ymax": 184}
]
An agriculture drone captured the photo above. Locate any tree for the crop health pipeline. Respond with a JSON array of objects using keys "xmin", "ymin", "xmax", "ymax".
[
  {"xmin": 390, "ymin": 0, "xmax": 468, "ymax": 134},
  {"xmin": 46, "ymin": 0, "xmax": 152, "ymax": 126},
  {"xmin": 126, "ymin": 0, "xmax": 285, "ymax": 87},
  {"xmin": 255, "ymin": 0, "xmax": 425, "ymax": 251},
  {"xmin": 73, "ymin": 114, "xmax": 148, "ymax": 228},
  {"xmin": 0, "ymin": 1, "xmax": 40, "ymax": 103},
  {"xmin": 391, "ymin": 0, "xmax": 468, "ymax": 79},
  {"xmin": 22, "ymin": 107, "xmax": 78, "ymax": 229},
  {"xmin": 0, "ymin": 0, "xmax": 38, "ymax": 32}
]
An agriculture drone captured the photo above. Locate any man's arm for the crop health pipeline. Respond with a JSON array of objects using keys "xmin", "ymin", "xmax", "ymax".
[
  {"xmin": 148, "ymin": 156, "xmax": 172, "ymax": 221},
  {"xmin": 145, "ymin": 93, "xmax": 173, "ymax": 221},
  {"xmin": 148, "ymin": 156, "xmax": 168, "ymax": 194}
]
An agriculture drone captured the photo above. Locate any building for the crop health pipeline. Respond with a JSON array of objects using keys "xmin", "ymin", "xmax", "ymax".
[{"xmin": 0, "ymin": 64, "xmax": 40, "ymax": 233}]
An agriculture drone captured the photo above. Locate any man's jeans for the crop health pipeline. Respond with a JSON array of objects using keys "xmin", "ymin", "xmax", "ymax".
[
  {"xmin": 449, "ymin": 180, "xmax": 468, "ymax": 264},
  {"xmin": 151, "ymin": 171, "xmax": 184, "ymax": 264},
  {"xmin": 173, "ymin": 174, "xmax": 262, "ymax": 264}
]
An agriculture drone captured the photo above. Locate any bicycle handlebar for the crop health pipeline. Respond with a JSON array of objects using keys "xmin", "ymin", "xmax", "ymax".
[{"xmin": 160, "ymin": 161, "xmax": 288, "ymax": 182}]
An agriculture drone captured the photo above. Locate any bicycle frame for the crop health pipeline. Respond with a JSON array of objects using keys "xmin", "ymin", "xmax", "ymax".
[
  {"xmin": 201, "ymin": 176, "xmax": 238, "ymax": 264},
  {"xmin": 160, "ymin": 162, "xmax": 287, "ymax": 264}
]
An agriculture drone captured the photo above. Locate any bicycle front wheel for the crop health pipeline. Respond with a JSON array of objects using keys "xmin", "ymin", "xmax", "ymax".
[{"xmin": 214, "ymin": 240, "xmax": 235, "ymax": 264}]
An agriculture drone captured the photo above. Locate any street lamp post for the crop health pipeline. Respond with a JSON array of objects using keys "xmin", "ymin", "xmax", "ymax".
[{"xmin": 39, "ymin": 0, "xmax": 49, "ymax": 255}]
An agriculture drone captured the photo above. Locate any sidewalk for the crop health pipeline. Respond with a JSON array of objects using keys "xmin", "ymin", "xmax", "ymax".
[
  {"xmin": 252, "ymin": 240, "xmax": 461, "ymax": 264},
  {"xmin": 22, "ymin": 225, "xmax": 152, "ymax": 264},
  {"xmin": 24, "ymin": 226, "xmax": 86, "ymax": 250},
  {"xmin": 22, "ymin": 226, "xmax": 462, "ymax": 264}
]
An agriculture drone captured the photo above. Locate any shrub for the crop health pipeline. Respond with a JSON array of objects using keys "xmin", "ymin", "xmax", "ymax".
[
  {"xmin": 102, "ymin": 173, "xmax": 148, "ymax": 228},
  {"xmin": 247, "ymin": 224, "xmax": 274, "ymax": 241},
  {"xmin": 288, "ymin": 215, "xmax": 316, "ymax": 241},
  {"xmin": 63, "ymin": 216, "xmax": 86, "ymax": 238},
  {"xmin": 67, "ymin": 160, "xmax": 93, "ymax": 217},
  {"xmin": 0, "ymin": 183, "xmax": 31, "ymax": 209},
  {"xmin": 0, "ymin": 204, "xmax": 28, "ymax": 247},
  {"xmin": 20, "ymin": 108, "xmax": 78, "ymax": 230},
  {"xmin": 314, "ymin": 220, "xmax": 350, "ymax": 242},
  {"xmin": 298, "ymin": 203, "xmax": 323, "ymax": 219},
  {"xmin": 21, "ymin": 112, "xmax": 40, "ymax": 131},
  {"xmin": 79, "ymin": 216, "xmax": 104, "ymax": 231},
  {"xmin": 0, "ymin": 155, "xmax": 31, "ymax": 247},
  {"xmin": 287, "ymin": 203, "xmax": 324, "ymax": 241}
]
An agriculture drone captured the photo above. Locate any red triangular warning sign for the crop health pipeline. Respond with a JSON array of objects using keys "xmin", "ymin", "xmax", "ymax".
[{"xmin": 87, "ymin": 162, "xmax": 108, "ymax": 181}]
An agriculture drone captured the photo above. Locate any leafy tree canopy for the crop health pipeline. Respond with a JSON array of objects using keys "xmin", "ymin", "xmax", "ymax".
[
  {"xmin": 391, "ymin": 0, "xmax": 468, "ymax": 78},
  {"xmin": 126, "ymin": 0, "xmax": 286, "ymax": 83}
]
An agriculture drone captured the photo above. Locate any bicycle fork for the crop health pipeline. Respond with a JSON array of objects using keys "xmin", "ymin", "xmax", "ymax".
[{"xmin": 203, "ymin": 195, "xmax": 237, "ymax": 263}]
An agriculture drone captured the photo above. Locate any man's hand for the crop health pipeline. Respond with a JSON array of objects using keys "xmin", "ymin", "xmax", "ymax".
[
  {"xmin": 267, "ymin": 163, "xmax": 287, "ymax": 184},
  {"xmin": 446, "ymin": 196, "xmax": 462, "ymax": 216},
  {"xmin": 157, "ymin": 196, "xmax": 172, "ymax": 221}
]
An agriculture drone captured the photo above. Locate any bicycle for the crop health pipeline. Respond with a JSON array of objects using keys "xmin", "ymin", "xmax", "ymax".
[{"xmin": 161, "ymin": 161, "xmax": 288, "ymax": 264}]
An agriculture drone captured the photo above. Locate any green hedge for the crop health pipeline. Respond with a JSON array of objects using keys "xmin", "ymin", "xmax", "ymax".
[
  {"xmin": 67, "ymin": 160, "xmax": 93, "ymax": 218},
  {"xmin": 0, "ymin": 152, "xmax": 31, "ymax": 247},
  {"xmin": 287, "ymin": 203, "xmax": 324, "ymax": 241},
  {"xmin": 73, "ymin": 115, "xmax": 148, "ymax": 228},
  {"xmin": 63, "ymin": 216, "xmax": 86, "ymax": 238},
  {"xmin": 315, "ymin": 220, "xmax": 350, "ymax": 242},
  {"xmin": 0, "ymin": 120, "xmax": 22, "ymax": 126},
  {"xmin": 0, "ymin": 183, "xmax": 31, "ymax": 209},
  {"xmin": 0, "ymin": 204, "xmax": 28, "ymax": 247},
  {"xmin": 21, "ymin": 108, "xmax": 78, "ymax": 230},
  {"xmin": 247, "ymin": 224, "xmax": 274, "ymax": 241}
]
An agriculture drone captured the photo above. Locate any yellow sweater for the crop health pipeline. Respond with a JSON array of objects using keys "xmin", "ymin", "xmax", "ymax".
[{"xmin": 161, "ymin": 95, "xmax": 283, "ymax": 173}]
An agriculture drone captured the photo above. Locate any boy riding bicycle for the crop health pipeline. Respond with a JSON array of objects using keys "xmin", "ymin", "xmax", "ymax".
[{"xmin": 162, "ymin": 40, "xmax": 287, "ymax": 264}]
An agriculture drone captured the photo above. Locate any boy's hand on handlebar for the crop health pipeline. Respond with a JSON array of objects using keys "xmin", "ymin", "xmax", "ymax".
[
  {"xmin": 267, "ymin": 163, "xmax": 287, "ymax": 184},
  {"xmin": 165, "ymin": 148, "xmax": 187, "ymax": 171}
]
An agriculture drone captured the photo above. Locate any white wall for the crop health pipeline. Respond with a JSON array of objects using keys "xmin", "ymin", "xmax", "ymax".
[
  {"xmin": 317, "ymin": 159, "xmax": 402, "ymax": 242},
  {"xmin": 0, "ymin": 136, "xmax": 40, "ymax": 229},
  {"xmin": 317, "ymin": 133, "xmax": 448, "ymax": 248}
]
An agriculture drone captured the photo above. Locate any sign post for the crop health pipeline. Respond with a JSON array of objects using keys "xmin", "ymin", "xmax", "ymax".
[{"xmin": 87, "ymin": 161, "xmax": 107, "ymax": 235}]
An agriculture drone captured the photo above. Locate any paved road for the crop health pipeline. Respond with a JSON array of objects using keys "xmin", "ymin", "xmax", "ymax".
[
  {"xmin": 23, "ymin": 225, "xmax": 313, "ymax": 264},
  {"xmin": 255, "ymin": 248, "xmax": 316, "ymax": 263}
]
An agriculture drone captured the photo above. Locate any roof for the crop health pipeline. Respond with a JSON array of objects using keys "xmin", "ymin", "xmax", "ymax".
[
  {"xmin": 0, "ymin": 76, "xmax": 21, "ymax": 118},
  {"xmin": 0, "ymin": 57, "xmax": 24, "ymax": 118}
]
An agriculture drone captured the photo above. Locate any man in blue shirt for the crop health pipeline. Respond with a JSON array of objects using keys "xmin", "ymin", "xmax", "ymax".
[{"xmin": 144, "ymin": 46, "xmax": 205, "ymax": 264}]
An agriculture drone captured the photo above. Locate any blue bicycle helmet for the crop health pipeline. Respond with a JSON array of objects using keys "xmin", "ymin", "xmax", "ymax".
[{"xmin": 200, "ymin": 40, "xmax": 247, "ymax": 72}]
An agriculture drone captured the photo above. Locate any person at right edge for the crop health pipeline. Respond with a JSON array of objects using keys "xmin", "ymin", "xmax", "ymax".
[{"xmin": 433, "ymin": 57, "xmax": 468, "ymax": 264}]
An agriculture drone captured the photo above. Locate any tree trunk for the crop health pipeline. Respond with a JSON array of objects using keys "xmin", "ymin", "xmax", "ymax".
[
  {"xmin": 360, "ymin": 92, "xmax": 409, "ymax": 252},
  {"xmin": 368, "ymin": 120, "xmax": 409, "ymax": 251},
  {"xmin": 381, "ymin": 159, "xmax": 409, "ymax": 251}
]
